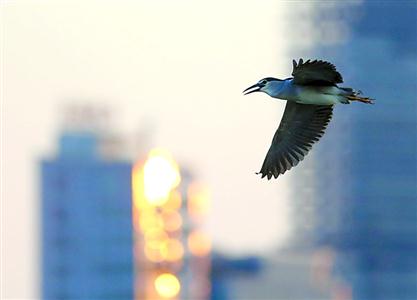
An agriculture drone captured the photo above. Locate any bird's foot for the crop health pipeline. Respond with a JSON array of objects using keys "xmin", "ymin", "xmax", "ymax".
[{"xmin": 347, "ymin": 95, "xmax": 375, "ymax": 104}]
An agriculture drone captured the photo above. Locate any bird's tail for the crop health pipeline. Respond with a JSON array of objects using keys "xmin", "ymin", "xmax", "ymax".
[{"xmin": 340, "ymin": 87, "xmax": 374, "ymax": 104}]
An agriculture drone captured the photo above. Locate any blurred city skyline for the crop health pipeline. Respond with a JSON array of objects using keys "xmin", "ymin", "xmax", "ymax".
[
  {"xmin": 3, "ymin": 1, "xmax": 297, "ymax": 298},
  {"xmin": 3, "ymin": 1, "xmax": 416, "ymax": 299}
]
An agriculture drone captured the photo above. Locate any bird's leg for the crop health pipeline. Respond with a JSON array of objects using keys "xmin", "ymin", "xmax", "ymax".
[{"xmin": 347, "ymin": 95, "xmax": 375, "ymax": 104}]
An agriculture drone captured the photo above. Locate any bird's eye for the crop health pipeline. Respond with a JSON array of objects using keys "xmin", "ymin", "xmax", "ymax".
[{"xmin": 260, "ymin": 79, "xmax": 267, "ymax": 85}]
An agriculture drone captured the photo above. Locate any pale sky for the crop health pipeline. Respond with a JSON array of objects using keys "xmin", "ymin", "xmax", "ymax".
[{"xmin": 1, "ymin": 1, "xmax": 312, "ymax": 298}]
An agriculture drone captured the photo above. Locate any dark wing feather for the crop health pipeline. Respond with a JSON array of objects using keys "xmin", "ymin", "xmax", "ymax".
[
  {"xmin": 258, "ymin": 101, "xmax": 333, "ymax": 179},
  {"xmin": 292, "ymin": 58, "xmax": 343, "ymax": 86}
]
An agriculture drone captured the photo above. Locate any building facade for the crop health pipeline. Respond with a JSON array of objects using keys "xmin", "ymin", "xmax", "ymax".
[
  {"xmin": 41, "ymin": 131, "xmax": 133, "ymax": 299},
  {"xmin": 309, "ymin": 2, "xmax": 417, "ymax": 299}
]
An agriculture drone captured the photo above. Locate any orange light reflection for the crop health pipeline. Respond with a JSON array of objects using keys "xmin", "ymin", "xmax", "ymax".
[
  {"xmin": 187, "ymin": 182, "xmax": 210, "ymax": 219},
  {"xmin": 188, "ymin": 230, "xmax": 211, "ymax": 257},
  {"xmin": 161, "ymin": 239, "xmax": 184, "ymax": 262},
  {"xmin": 154, "ymin": 273, "xmax": 181, "ymax": 298},
  {"xmin": 162, "ymin": 210, "xmax": 183, "ymax": 232},
  {"xmin": 143, "ymin": 148, "xmax": 181, "ymax": 206}
]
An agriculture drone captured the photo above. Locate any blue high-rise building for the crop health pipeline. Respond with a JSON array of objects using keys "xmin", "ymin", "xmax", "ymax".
[
  {"xmin": 41, "ymin": 131, "xmax": 133, "ymax": 300},
  {"xmin": 309, "ymin": 2, "xmax": 417, "ymax": 299}
]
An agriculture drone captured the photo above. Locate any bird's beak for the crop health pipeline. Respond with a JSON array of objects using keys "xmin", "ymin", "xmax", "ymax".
[{"xmin": 243, "ymin": 83, "xmax": 261, "ymax": 95}]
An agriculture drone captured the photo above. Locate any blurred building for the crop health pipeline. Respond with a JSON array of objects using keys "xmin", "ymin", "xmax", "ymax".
[
  {"xmin": 210, "ymin": 253, "xmax": 263, "ymax": 300},
  {"xmin": 303, "ymin": 2, "xmax": 417, "ymax": 300},
  {"xmin": 229, "ymin": 252, "xmax": 333, "ymax": 300},
  {"xmin": 40, "ymin": 130, "xmax": 133, "ymax": 299},
  {"xmin": 40, "ymin": 104, "xmax": 266, "ymax": 300},
  {"xmin": 41, "ymin": 129, "xmax": 216, "ymax": 300},
  {"xmin": 41, "ymin": 105, "xmax": 134, "ymax": 299},
  {"xmin": 132, "ymin": 149, "xmax": 213, "ymax": 300}
]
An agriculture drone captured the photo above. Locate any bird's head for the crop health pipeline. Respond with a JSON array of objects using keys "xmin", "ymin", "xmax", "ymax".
[{"xmin": 243, "ymin": 77, "xmax": 283, "ymax": 97}]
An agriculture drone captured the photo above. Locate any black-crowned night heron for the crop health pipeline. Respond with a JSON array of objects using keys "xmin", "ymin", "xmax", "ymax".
[{"xmin": 243, "ymin": 59, "xmax": 373, "ymax": 180}]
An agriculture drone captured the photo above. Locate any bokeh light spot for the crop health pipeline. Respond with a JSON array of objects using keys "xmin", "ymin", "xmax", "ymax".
[
  {"xmin": 154, "ymin": 273, "xmax": 181, "ymax": 298},
  {"xmin": 143, "ymin": 148, "xmax": 181, "ymax": 206},
  {"xmin": 188, "ymin": 230, "xmax": 211, "ymax": 257}
]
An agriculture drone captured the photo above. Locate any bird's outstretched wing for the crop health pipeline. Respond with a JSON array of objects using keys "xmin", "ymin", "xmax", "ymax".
[
  {"xmin": 258, "ymin": 102, "xmax": 333, "ymax": 179},
  {"xmin": 292, "ymin": 59, "xmax": 343, "ymax": 86}
]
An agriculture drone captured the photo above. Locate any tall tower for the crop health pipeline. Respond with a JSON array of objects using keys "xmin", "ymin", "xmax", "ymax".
[
  {"xmin": 40, "ymin": 106, "xmax": 133, "ymax": 299},
  {"xmin": 307, "ymin": 2, "xmax": 417, "ymax": 299}
]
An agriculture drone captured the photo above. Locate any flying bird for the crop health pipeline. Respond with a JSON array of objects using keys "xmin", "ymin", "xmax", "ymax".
[{"xmin": 243, "ymin": 59, "xmax": 373, "ymax": 180}]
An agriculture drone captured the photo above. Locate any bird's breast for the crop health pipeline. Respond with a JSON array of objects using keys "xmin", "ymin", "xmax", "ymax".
[{"xmin": 286, "ymin": 86, "xmax": 340, "ymax": 105}]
